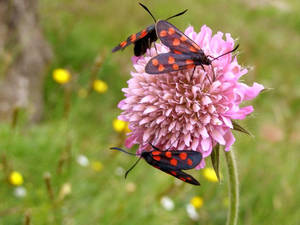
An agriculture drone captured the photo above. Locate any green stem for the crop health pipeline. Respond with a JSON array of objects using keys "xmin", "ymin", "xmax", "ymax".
[{"xmin": 224, "ymin": 149, "xmax": 239, "ymax": 225}]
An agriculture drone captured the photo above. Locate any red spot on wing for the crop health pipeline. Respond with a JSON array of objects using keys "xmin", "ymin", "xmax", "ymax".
[
  {"xmin": 168, "ymin": 56, "xmax": 175, "ymax": 64},
  {"xmin": 187, "ymin": 177, "xmax": 192, "ymax": 181},
  {"xmin": 192, "ymin": 43, "xmax": 201, "ymax": 50},
  {"xmin": 180, "ymin": 35, "xmax": 188, "ymax": 41},
  {"xmin": 168, "ymin": 27, "xmax": 175, "ymax": 35},
  {"xmin": 153, "ymin": 156, "xmax": 161, "ymax": 161},
  {"xmin": 189, "ymin": 46, "xmax": 197, "ymax": 52},
  {"xmin": 187, "ymin": 158, "xmax": 193, "ymax": 166},
  {"xmin": 171, "ymin": 171, "xmax": 177, "ymax": 175},
  {"xmin": 187, "ymin": 64, "xmax": 195, "ymax": 69},
  {"xmin": 172, "ymin": 64, "xmax": 179, "ymax": 70},
  {"xmin": 152, "ymin": 59, "xmax": 159, "ymax": 66},
  {"xmin": 165, "ymin": 152, "xmax": 172, "ymax": 158},
  {"xmin": 152, "ymin": 151, "xmax": 160, "ymax": 156},
  {"xmin": 185, "ymin": 59, "xmax": 194, "ymax": 64},
  {"xmin": 120, "ymin": 41, "xmax": 127, "ymax": 48},
  {"xmin": 173, "ymin": 38, "xmax": 180, "ymax": 46},
  {"xmin": 180, "ymin": 177, "xmax": 186, "ymax": 181},
  {"xmin": 140, "ymin": 29, "xmax": 147, "ymax": 38},
  {"xmin": 131, "ymin": 34, "xmax": 137, "ymax": 42},
  {"xmin": 160, "ymin": 30, "xmax": 167, "ymax": 37},
  {"xmin": 158, "ymin": 64, "xmax": 165, "ymax": 72},
  {"xmin": 173, "ymin": 50, "xmax": 182, "ymax": 55},
  {"xmin": 170, "ymin": 158, "xmax": 178, "ymax": 166},
  {"xmin": 179, "ymin": 152, "xmax": 187, "ymax": 160}
]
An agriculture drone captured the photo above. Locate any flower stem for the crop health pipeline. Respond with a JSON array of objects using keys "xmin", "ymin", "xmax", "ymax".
[{"xmin": 224, "ymin": 149, "xmax": 239, "ymax": 225}]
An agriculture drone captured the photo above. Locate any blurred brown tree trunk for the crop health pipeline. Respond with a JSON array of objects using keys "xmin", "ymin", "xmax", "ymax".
[{"xmin": 0, "ymin": 0, "xmax": 52, "ymax": 123}]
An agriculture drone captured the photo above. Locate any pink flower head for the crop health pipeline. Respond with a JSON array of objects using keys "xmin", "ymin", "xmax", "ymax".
[{"xmin": 118, "ymin": 25, "xmax": 264, "ymax": 168}]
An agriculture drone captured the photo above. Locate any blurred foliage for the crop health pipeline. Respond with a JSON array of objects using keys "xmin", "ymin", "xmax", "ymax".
[{"xmin": 0, "ymin": 0, "xmax": 300, "ymax": 224}]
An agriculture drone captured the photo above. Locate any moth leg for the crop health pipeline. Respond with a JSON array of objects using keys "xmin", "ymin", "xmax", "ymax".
[
  {"xmin": 148, "ymin": 38, "xmax": 158, "ymax": 55},
  {"xmin": 200, "ymin": 64, "xmax": 212, "ymax": 84},
  {"xmin": 166, "ymin": 133, "xmax": 181, "ymax": 150},
  {"xmin": 147, "ymin": 38, "xmax": 152, "ymax": 56},
  {"xmin": 200, "ymin": 64, "xmax": 205, "ymax": 71},
  {"xmin": 148, "ymin": 38, "xmax": 157, "ymax": 56},
  {"xmin": 191, "ymin": 66, "xmax": 196, "ymax": 80},
  {"xmin": 211, "ymin": 64, "xmax": 216, "ymax": 82},
  {"xmin": 154, "ymin": 43, "xmax": 158, "ymax": 55}
]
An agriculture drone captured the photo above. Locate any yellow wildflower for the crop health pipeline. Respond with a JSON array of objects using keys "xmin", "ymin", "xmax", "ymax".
[
  {"xmin": 113, "ymin": 119, "xmax": 130, "ymax": 133},
  {"xmin": 93, "ymin": 79, "xmax": 108, "ymax": 93},
  {"xmin": 203, "ymin": 168, "xmax": 219, "ymax": 182},
  {"xmin": 124, "ymin": 122, "xmax": 131, "ymax": 133},
  {"xmin": 91, "ymin": 161, "xmax": 103, "ymax": 172},
  {"xmin": 190, "ymin": 196, "xmax": 204, "ymax": 209},
  {"xmin": 53, "ymin": 69, "xmax": 71, "ymax": 84},
  {"xmin": 9, "ymin": 171, "xmax": 24, "ymax": 186}
]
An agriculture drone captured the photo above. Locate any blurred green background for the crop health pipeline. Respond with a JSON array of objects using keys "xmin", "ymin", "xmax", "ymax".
[{"xmin": 1, "ymin": 0, "xmax": 300, "ymax": 224}]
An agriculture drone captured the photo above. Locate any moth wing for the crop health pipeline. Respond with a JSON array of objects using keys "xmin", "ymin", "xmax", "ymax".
[
  {"xmin": 134, "ymin": 38, "xmax": 149, "ymax": 56},
  {"xmin": 112, "ymin": 37, "xmax": 133, "ymax": 53},
  {"xmin": 112, "ymin": 25, "xmax": 155, "ymax": 53},
  {"xmin": 167, "ymin": 150, "xmax": 202, "ymax": 170},
  {"xmin": 144, "ymin": 149, "xmax": 202, "ymax": 170},
  {"xmin": 145, "ymin": 52, "xmax": 196, "ymax": 74},
  {"xmin": 143, "ymin": 151, "xmax": 201, "ymax": 185},
  {"xmin": 156, "ymin": 20, "xmax": 203, "ymax": 54},
  {"xmin": 160, "ymin": 168, "xmax": 200, "ymax": 185}
]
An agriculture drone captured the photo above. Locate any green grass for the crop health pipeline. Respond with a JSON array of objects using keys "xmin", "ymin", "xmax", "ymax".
[{"xmin": 1, "ymin": 0, "xmax": 300, "ymax": 224}]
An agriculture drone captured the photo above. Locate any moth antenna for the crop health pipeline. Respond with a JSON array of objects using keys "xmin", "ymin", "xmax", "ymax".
[
  {"xmin": 139, "ymin": 2, "xmax": 156, "ymax": 22},
  {"xmin": 165, "ymin": 9, "xmax": 188, "ymax": 21},
  {"xmin": 212, "ymin": 44, "xmax": 239, "ymax": 61},
  {"xmin": 125, "ymin": 157, "xmax": 143, "ymax": 178},
  {"xmin": 148, "ymin": 142, "xmax": 160, "ymax": 150},
  {"xmin": 166, "ymin": 133, "xmax": 181, "ymax": 150},
  {"xmin": 110, "ymin": 147, "xmax": 137, "ymax": 156}
]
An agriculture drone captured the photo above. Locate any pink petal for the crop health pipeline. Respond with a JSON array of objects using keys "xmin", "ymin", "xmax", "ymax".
[
  {"xmin": 131, "ymin": 56, "xmax": 142, "ymax": 64},
  {"xmin": 230, "ymin": 106, "xmax": 254, "ymax": 119},
  {"xmin": 185, "ymin": 26, "xmax": 197, "ymax": 40},
  {"xmin": 193, "ymin": 103, "xmax": 201, "ymax": 112},
  {"xmin": 133, "ymin": 104, "xmax": 145, "ymax": 111},
  {"xmin": 199, "ymin": 126, "xmax": 209, "ymax": 138},
  {"xmin": 117, "ymin": 100, "xmax": 126, "ymax": 109},
  {"xmin": 139, "ymin": 117, "xmax": 151, "ymax": 125},
  {"xmin": 243, "ymin": 82, "xmax": 265, "ymax": 101},
  {"xmin": 202, "ymin": 96, "xmax": 212, "ymax": 105},
  {"xmin": 211, "ymin": 128, "xmax": 226, "ymax": 145},
  {"xmin": 143, "ymin": 106, "xmax": 158, "ymax": 114},
  {"xmin": 195, "ymin": 159, "xmax": 206, "ymax": 169},
  {"xmin": 224, "ymin": 130, "xmax": 235, "ymax": 151},
  {"xmin": 143, "ymin": 128, "xmax": 152, "ymax": 142},
  {"xmin": 184, "ymin": 133, "xmax": 191, "ymax": 146},
  {"xmin": 222, "ymin": 116, "xmax": 233, "ymax": 128},
  {"xmin": 125, "ymin": 135, "xmax": 136, "ymax": 148},
  {"xmin": 201, "ymin": 138, "xmax": 211, "ymax": 151},
  {"xmin": 140, "ymin": 95, "xmax": 155, "ymax": 103},
  {"xmin": 191, "ymin": 138, "xmax": 199, "ymax": 150}
]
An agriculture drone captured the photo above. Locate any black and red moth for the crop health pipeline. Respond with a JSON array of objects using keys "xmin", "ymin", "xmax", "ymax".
[
  {"xmin": 145, "ymin": 20, "xmax": 239, "ymax": 74},
  {"xmin": 112, "ymin": 3, "xmax": 187, "ymax": 56},
  {"xmin": 110, "ymin": 143, "xmax": 202, "ymax": 185}
]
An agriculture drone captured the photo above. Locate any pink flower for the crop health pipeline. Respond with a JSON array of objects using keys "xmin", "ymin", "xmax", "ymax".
[{"xmin": 118, "ymin": 25, "xmax": 264, "ymax": 168}]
